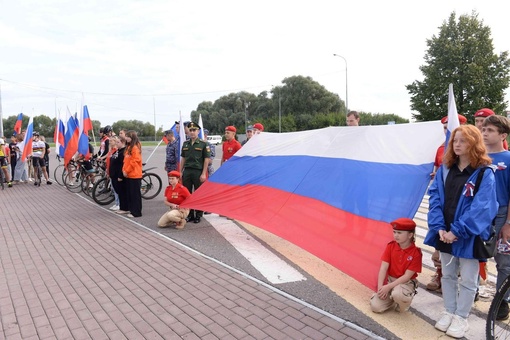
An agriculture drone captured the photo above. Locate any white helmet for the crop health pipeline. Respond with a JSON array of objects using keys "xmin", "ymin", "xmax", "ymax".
[{"xmin": 0, "ymin": 138, "xmax": 4, "ymax": 145}]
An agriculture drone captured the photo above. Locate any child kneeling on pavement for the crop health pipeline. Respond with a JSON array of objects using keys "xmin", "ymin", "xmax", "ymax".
[
  {"xmin": 157, "ymin": 171, "xmax": 191, "ymax": 229},
  {"xmin": 370, "ymin": 218, "xmax": 422, "ymax": 313}
]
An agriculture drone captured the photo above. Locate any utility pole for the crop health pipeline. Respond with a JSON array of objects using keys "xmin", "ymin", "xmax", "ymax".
[{"xmin": 0, "ymin": 83, "xmax": 4, "ymax": 138}]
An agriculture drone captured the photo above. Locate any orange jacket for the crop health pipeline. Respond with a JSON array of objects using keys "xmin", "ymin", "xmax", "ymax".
[{"xmin": 122, "ymin": 145, "xmax": 143, "ymax": 179}]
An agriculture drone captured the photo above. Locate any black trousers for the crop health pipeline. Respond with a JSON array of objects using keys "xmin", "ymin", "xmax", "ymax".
[
  {"xmin": 10, "ymin": 157, "xmax": 16, "ymax": 179},
  {"xmin": 182, "ymin": 168, "xmax": 204, "ymax": 218},
  {"xmin": 125, "ymin": 178, "xmax": 142, "ymax": 217}
]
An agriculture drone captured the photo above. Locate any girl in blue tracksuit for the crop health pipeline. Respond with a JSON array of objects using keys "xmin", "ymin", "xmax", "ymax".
[{"xmin": 424, "ymin": 125, "xmax": 497, "ymax": 338}]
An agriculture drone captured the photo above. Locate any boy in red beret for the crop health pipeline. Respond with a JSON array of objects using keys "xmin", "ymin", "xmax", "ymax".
[
  {"xmin": 252, "ymin": 123, "xmax": 264, "ymax": 134},
  {"xmin": 157, "ymin": 171, "xmax": 191, "ymax": 229},
  {"xmin": 474, "ymin": 108, "xmax": 508, "ymax": 150},
  {"xmin": 221, "ymin": 126, "xmax": 241, "ymax": 165},
  {"xmin": 370, "ymin": 218, "xmax": 422, "ymax": 313}
]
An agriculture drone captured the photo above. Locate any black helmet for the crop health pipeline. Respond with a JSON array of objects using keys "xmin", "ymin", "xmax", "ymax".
[{"xmin": 103, "ymin": 125, "xmax": 112, "ymax": 134}]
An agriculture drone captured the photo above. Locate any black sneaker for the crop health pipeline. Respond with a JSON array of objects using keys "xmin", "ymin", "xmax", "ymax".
[
  {"xmin": 47, "ymin": 181, "xmax": 52, "ymax": 185},
  {"xmin": 497, "ymin": 301, "xmax": 510, "ymax": 321}
]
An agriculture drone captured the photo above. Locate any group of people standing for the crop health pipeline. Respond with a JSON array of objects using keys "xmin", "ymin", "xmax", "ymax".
[
  {"xmin": 96, "ymin": 127, "xmax": 144, "ymax": 218},
  {"xmin": 0, "ymin": 132, "xmax": 52, "ymax": 187},
  {"xmin": 158, "ymin": 121, "xmax": 264, "ymax": 229},
  {"xmin": 370, "ymin": 108, "xmax": 510, "ymax": 339}
]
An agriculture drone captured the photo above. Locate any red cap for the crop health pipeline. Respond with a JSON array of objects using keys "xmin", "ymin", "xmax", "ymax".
[
  {"xmin": 225, "ymin": 126, "xmax": 236, "ymax": 133},
  {"xmin": 440, "ymin": 114, "xmax": 467, "ymax": 124},
  {"xmin": 474, "ymin": 108, "xmax": 495, "ymax": 117},
  {"xmin": 253, "ymin": 123, "xmax": 264, "ymax": 131},
  {"xmin": 390, "ymin": 218, "xmax": 416, "ymax": 231},
  {"xmin": 168, "ymin": 170, "xmax": 181, "ymax": 178}
]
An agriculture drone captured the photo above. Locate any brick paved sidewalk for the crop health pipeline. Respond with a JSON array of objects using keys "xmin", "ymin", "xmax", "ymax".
[{"xmin": 0, "ymin": 183, "xmax": 379, "ymax": 340}]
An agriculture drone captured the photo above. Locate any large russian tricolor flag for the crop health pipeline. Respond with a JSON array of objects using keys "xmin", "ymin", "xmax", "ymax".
[{"xmin": 180, "ymin": 121, "xmax": 445, "ymax": 290}]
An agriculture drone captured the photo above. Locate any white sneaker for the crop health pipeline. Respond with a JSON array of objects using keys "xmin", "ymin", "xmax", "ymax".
[
  {"xmin": 446, "ymin": 315, "xmax": 469, "ymax": 338},
  {"xmin": 109, "ymin": 205, "xmax": 119, "ymax": 211},
  {"xmin": 435, "ymin": 311, "xmax": 453, "ymax": 332}
]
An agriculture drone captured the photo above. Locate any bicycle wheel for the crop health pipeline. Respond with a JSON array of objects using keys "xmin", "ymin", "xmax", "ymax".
[
  {"xmin": 81, "ymin": 174, "xmax": 93, "ymax": 196},
  {"xmin": 92, "ymin": 177, "xmax": 115, "ymax": 205},
  {"xmin": 62, "ymin": 163, "xmax": 77, "ymax": 186},
  {"xmin": 487, "ymin": 274, "xmax": 510, "ymax": 339},
  {"xmin": 53, "ymin": 164, "xmax": 66, "ymax": 186},
  {"xmin": 64, "ymin": 168, "xmax": 84, "ymax": 193},
  {"xmin": 140, "ymin": 173, "xmax": 162, "ymax": 200}
]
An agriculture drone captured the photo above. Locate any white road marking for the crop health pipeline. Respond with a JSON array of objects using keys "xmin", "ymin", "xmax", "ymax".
[{"xmin": 204, "ymin": 214, "xmax": 306, "ymax": 284}]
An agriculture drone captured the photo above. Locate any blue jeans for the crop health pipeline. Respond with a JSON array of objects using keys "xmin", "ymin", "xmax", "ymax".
[
  {"xmin": 440, "ymin": 252, "xmax": 479, "ymax": 319},
  {"xmin": 112, "ymin": 186, "xmax": 120, "ymax": 206},
  {"xmin": 495, "ymin": 206, "xmax": 510, "ymax": 296}
]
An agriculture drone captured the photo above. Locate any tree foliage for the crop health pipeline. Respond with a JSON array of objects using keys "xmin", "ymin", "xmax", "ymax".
[
  {"xmin": 2, "ymin": 114, "xmax": 31, "ymax": 138},
  {"xmin": 190, "ymin": 75, "xmax": 403, "ymax": 134},
  {"xmin": 407, "ymin": 11, "xmax": 510, "ymax": 122},
  {"xmin": 2, "ymin": 75, "xmax": 410, "ymax": 140},
  {"xmin": 111, "ymin": 120, "xmax": 156, "ymax": 137}
]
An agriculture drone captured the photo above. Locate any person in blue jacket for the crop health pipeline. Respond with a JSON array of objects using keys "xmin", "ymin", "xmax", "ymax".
[{"xmin": 424, "ymin": 124, "xmax": 497, "ymax": 338}]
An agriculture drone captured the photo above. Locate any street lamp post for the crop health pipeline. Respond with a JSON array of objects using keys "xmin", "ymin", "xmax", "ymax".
[
  {"xmin": 244, "ymin": 101, "xmax": 248, "ymax": 133},
  {"xmin": 333, "ymin": 54, "xmax": 348, "ymax": 121},
  {"xmin": 278, "ymin": 94, "xmax": 282, "ymax": 133}
]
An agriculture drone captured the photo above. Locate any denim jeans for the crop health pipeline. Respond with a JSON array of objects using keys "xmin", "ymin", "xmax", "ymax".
[
  {"xmin": 495, "ymin": 206, "xmax": 510, "ymax": 296},
  {"xmin": 440, "ymin": 252, "xmax": 479, "ymax": 319}
]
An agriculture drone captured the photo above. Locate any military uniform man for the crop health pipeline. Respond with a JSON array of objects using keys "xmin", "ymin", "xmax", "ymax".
[{"xmin": 180, "ymin": 122, "xmax": 211, "ymax": 223}]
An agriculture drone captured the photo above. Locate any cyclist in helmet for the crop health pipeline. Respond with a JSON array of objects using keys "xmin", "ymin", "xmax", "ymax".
[
  {"xmin": 31, "ymin": 132, "xmax": 52, "ymax": 185},
  {"xmin": 97, "ymin": 126, "xmax": 112, "ymax": 161}
]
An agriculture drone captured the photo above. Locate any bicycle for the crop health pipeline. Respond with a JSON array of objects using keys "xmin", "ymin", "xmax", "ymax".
[
  {"xmin": 53, "ymin": 155, "xmax": 66, "ymax": 186},
  {"xmin": 140, "ymin": 164, "xmax": 162, "ymax": 200},
  {"xmin": 64, "ymin": 159, "xmax": 102, "ymax": 193},
  {"xmin": 92, "ymin": 176, "xmax": 115, "ymax": 205},
  {"xmin": 90, "ymin": 163, "xmax": 162, "ymax": 204},
  {"xmin": 487, "ymin": 274, "xmax": 510, "ymax": 339}
]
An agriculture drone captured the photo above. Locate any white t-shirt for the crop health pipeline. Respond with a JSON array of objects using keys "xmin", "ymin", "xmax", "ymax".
[{"xmin": 32, "ymin": 140, "xmax": 46, "ymax": 158}]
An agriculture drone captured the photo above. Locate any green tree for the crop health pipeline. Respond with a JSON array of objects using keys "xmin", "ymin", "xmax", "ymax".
[
  {"xmin": 111, "ymin": 120, "xmax": 155, "ymax": 138},
  {"xmin": 271, "ymin": 75, "xmax": 343, "ymax": 118},
  {"xmin": 2, "ymin": 114, "xmax": 30, "ymax": 137},
  {"xmin": 33, "ymin": 115, "xmax": 54, "ymax": 138},
  {"xmin": 407, "ymin": 11, "xmax": 510, "ymax": 122},
  {"xmin": 189, "ymin": 75, "xmax": 408, "ymax": 133},
  {"xmin": 359, "ymin": 113, "xmax": 409, "ymax": 125}
]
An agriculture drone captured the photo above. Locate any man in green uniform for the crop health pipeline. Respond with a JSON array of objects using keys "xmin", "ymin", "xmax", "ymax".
[{"xmin": 180, "ymin": 122, "xmax": 211, "ymax": 223}]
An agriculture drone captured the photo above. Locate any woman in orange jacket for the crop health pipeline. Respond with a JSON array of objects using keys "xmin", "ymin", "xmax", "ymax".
[{"xmin": 121, "ymin": 130, "xmax": 143, "ymax": 217}]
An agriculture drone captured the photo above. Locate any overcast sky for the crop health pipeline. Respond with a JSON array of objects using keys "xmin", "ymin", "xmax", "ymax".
[{"xmin": 1, "ymin": 0, "xmax": 509, "ymax": 129}]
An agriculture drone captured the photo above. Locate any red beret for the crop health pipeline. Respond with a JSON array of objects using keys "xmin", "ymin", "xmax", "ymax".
[
  {"xmin": 474, "ymin": 108, "xmax": 495, "ymax": 117},
  {"xmin": 168, "ymin": 170, "xmax": 181, "ymax": 178},
  {"xmin": 441, "ymin": 114, "xmax": 467, "ymax": 124},
  {"xmin": 390, "ymin": 218, "xmax": 416, "ymax": 231},
  {"xmin": 253, "ymin": 123, "xmax": 264, "ymax": 131},
  {"xmin": 225, "ymin": 126, "xmax": 236, "ymax": 133}
]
